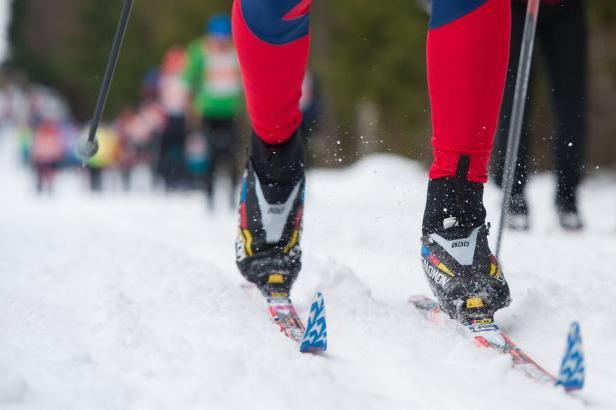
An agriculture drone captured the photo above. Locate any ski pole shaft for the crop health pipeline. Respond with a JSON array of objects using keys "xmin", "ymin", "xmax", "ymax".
[
  {"xmin": 78, "ymin": 0, "xmax": 134, "ymax": 159},
  {"xmin": 496, "ymin": 0, "xmax": 541, "ymax": 259}
]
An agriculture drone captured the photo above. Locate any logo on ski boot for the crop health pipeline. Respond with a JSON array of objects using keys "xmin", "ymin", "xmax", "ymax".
[
  {"xmin": 423, "ymin": 259, "xmax": 452, "ymax": 287},
  {"xmin": 267, "ymin": 205, "xmax": 286, "ymax": 215},
  {"xmin": 429, "ymin": 227, "xmax": 480, "ymax": 266},
  {"xmin": 422, "ymin": 246, "xmax": 455, "ymax": 287}
]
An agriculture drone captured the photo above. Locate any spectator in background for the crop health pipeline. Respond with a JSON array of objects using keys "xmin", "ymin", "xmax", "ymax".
[
  {"xmin": 137, "ymin": 68, "xmax": 166, "ymax": 187},
  {"xmin": 184, "ymin": 14, "xmax": 243, "ymax": 209},
  {"xmin": 31, "ymin": 120, "xmax": 64, "ymax": 193},
  {"xmin": 141, "ymin": 69, "xmax": 160, "ymax": 104},
  {"xmin": 493, "ymin": 0, "xmax": 588, "ymax": 231},
  {"xmin": 17, "ymin": 126, "xmax": 34, "ymax": 165},
  {"xmin": 86, "ymin": 126, "xmax": 121, "ymax": 192},
  {"xmin": 157, "ymin": 47, "xmax": 190, "ymax": 191},
  {"xmin": 116, "ymin": 107, "xmax": 140, "ymax": 191}
]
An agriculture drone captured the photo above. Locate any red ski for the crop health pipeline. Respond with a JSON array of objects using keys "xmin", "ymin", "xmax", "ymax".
[{"xmin": 410, "ymin": 295, "xmax": 584, "ymax": 390}]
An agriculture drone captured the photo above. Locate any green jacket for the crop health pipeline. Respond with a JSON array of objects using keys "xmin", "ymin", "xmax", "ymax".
[{"xmin": 183, "ymin": 39, "xmax": 242, "ymax": 118}]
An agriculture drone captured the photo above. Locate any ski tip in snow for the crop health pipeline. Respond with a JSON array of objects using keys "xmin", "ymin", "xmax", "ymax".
[
  {"xmin": 556, "ymin": 321, "xmax": 585, "ymax": 392},
  {"xmin": 300, "ymin": 292, "xmax": 327, "ymax": 353}
]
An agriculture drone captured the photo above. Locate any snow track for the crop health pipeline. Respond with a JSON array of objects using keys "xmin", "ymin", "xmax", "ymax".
[{"xmin": 0, "ymin": 132, "xmax": 614, "ymax": 409}]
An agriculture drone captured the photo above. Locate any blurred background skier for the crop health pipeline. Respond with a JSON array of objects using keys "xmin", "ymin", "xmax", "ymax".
[
  {"xmin": 493, "ymin": 0, "xmax": 588, "ymax": 231},
  {"xmin": 184, "ymin": 14, "xmax": 243, "ymax": 209},
  {"xmin": 156, "ymin": 48, "xmax": 190, "ymax": 191},
  {"xmin": 85, "ymin": 126, "xmax": 120, "ymax": 192},
  {"xmin": 30, "ymin": 119, "xmax": 63, "ymax": 193},
  {"xmin": 139, "ymin": 69, "xmax": 166, "ymax": 188},
  {"xmin": 232, "ymin": 0, "xmax": 512, "ymax": 323},
  {"xmin": 115, "ymin": 106, "xmax": 141, "ymax": 191}
]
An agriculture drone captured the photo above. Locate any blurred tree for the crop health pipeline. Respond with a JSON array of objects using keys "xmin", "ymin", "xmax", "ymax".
[
  {"xmin": 6, "ymin": 0, "xmax": 616, "ymax": 168},
  {"xmin": 323, "ymin": 1, "xmax": 430, "ymax": 163},
  {"xmin": 7, "ymin": 0, "xmax": 231, "ymax": 120},
  {"xmin": 586, "ymin": 2, "xmax": 616, "ymax": 167}
]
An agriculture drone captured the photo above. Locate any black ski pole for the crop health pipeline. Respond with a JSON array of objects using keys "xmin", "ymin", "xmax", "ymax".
[
  {"xmin": 77, "ymin": 0, "xmax": 135, "ymax": 160},
  {"xmin": 496, "ymin": 0, "xmax": 541, "ymax": 259}
]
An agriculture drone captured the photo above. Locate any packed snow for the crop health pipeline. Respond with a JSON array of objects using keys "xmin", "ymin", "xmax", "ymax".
[{"xmin": 0, "ymin": 129, "xmax": 615, "ymax": 410}]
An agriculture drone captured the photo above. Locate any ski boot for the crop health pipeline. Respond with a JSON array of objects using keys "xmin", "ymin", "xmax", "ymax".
[
  {"xmin": 508, "ymin": 192, "xmax": 530, "ymax": 231},
  {"xmin": 556, "ymin": 189, "xmax": 583, "ymax": 231},
  {"xmin": 236, "ymin": 133, "xmax": 305, "ymax": 299},
  {"xmin": 421, "ymin": 157, "xmax": 511, "ymax": 324}
]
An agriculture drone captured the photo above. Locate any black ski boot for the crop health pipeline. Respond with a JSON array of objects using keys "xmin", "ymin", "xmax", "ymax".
[
  {"xmin": 556, "ymin": 189, "xmax": 583, "ymax": 231},
  {"xmin": 421, "ymin": 157, "xmax": 511, "ymax": 324},
  {"xmin": 508, "ymin": 192, "xmax": 530, "ymax": 231},
  {"xmin": 236, "ymin": 132, "xmax": 305, "ymax": 298}
]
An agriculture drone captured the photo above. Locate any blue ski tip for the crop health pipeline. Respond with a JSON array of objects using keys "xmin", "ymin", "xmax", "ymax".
[
  {"xmin": 300, "ymin": 292, "xmax": 327, "ymax": 353},
  {"xmin": 556, "ymin": 322, "xmax": 585, "ymax": 392}
]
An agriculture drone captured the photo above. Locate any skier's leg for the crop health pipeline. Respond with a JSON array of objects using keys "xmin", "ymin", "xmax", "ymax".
[
  {"xmin": 427, "ymin": 0, "xmax": 510, "ymax": 183},
  {"xmin": 233, "ymin": 0, "xmax": 309, "ymax": 297},
  {"xmin": 35, "ymin": 166, "xmax": 44, "ymax": 194},
  {"xmin": 232, "ymin": 0, "xmax": 310, "ymax": 144},
  {"xmin": 493, "ymin": 0, "xmax": 534, "ymax": 229},
  {"xmin": 203, "ymin": 118, "xmax": 216, "ymax": 209},
  {"xmin": 422, "ymin": 0, "xmax": 512, "ymax": 322},
  {"xmin": 539, "ymin": 0, "xmax": 587, "ymax": 229},
  {"xmin": 225, "ymin": 119, "xmax": 241, "ymax": 209}
]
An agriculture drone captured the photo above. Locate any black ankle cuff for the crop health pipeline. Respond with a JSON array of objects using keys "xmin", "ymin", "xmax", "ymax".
[
  {"xmin": 422, "ymin": 178, "xmax": 486, "ymax": 235},
  {"xmin": 422, "ymin": 156, "xmax": 486, "ymax": 235},
  {"xmin": 250, "ymin": 131, "xmax": 305, "ymax": 202}
]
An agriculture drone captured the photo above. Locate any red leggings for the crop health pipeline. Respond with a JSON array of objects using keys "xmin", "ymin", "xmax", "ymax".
[{"xmin": 232, "ymin": 0, "xmax": 510, "ymax": 183}]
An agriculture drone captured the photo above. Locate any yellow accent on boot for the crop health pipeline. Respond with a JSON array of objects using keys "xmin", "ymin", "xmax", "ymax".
[
  {"xmin": 437, "ymin": 263, "xmax": 454, "ymax": 277},
  {"xmin": 283, "ymin": 230, "xmax": 300, "ymax": 254},
  {"xmin": 242, "ymin": 229, "xmax": 253, "ymax": 256},
  {"xmin": 490, "ymin": 263, "xmax": 498, "ymax": 277},
  {"xmin": 466, "ymin": 297, "xmax": 485, "ymax": 309},
  {"xmin": 268, "ymin": 273, "xmax": 285, "ymax": 285}
]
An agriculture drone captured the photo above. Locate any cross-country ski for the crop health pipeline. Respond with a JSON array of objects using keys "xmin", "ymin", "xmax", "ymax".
[
  {"xmin": 262, "ymin": 290, "xmax": 328, "ymax": 353},
  {"xmin": 410, "ymin": 295, "xmax": 585, "ymax": 391}
]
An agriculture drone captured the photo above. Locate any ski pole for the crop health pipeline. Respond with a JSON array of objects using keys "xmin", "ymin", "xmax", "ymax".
[
  {"xmin": 77, "ymin": 0, "xmax": 135, "ymax": 160},
  {"xmin": 496, "ymin": 0, "xmax": 541, "ymax": 258}
]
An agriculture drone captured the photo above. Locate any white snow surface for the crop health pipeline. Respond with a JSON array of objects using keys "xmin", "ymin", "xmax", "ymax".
[{"xmin": 1, "ymin": 129, "xmax": 615, "ymax": 410}]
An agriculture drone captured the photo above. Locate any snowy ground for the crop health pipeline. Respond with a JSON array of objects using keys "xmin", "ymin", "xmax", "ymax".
[{"xmin": 0, "ymin": 129, "xmax": 615, "ymax": 410}]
